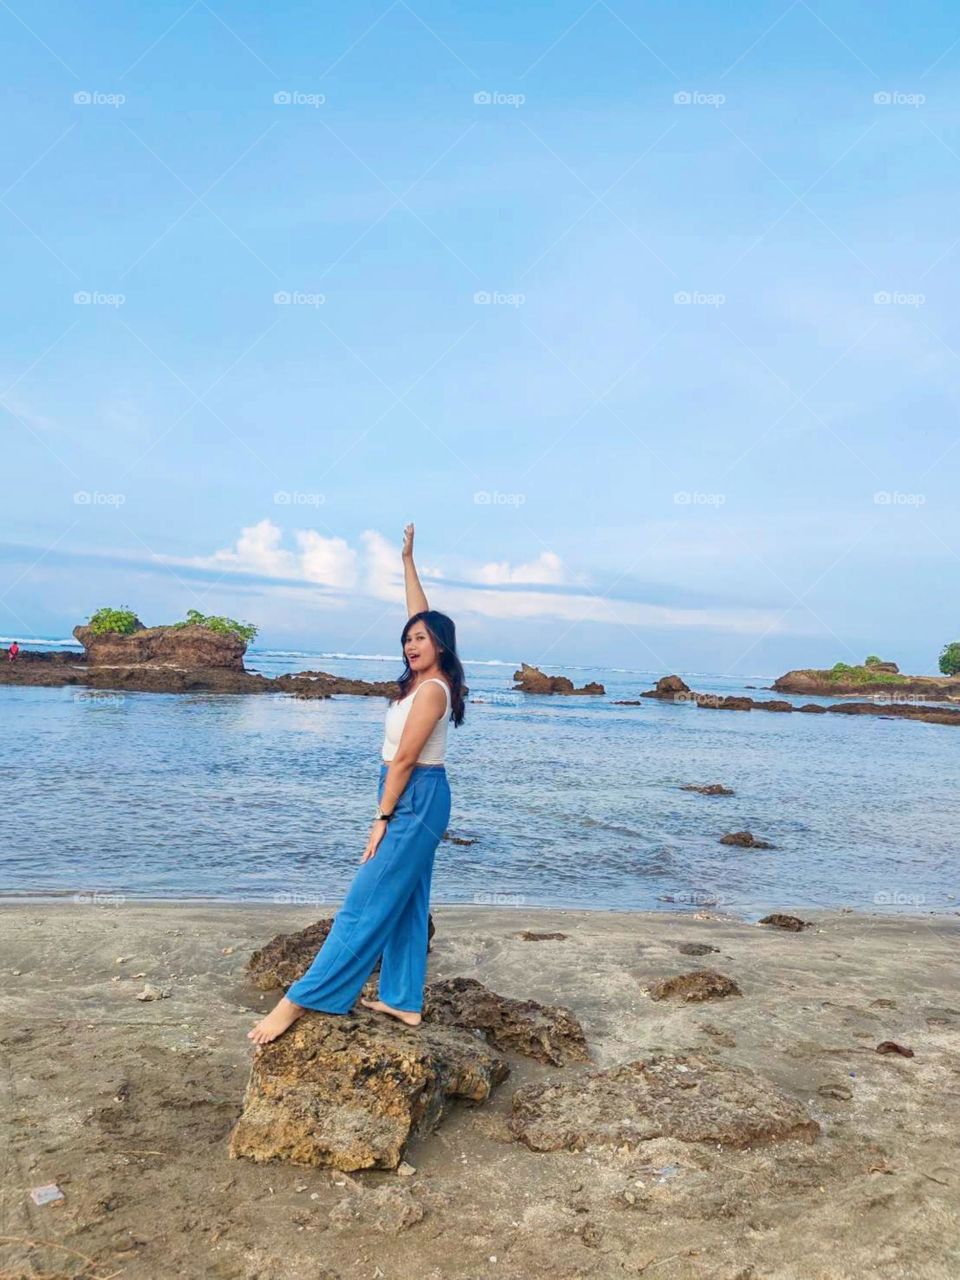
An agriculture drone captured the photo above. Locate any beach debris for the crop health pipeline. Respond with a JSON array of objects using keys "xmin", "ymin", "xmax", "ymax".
[
  {"xmin": 247, "ymin": 914, "xmax": 437, "ymax": 990},
  {"xmin": 758, "ymin": 913, "xmax": 812, "ymax": 931},
  {"xmin": 876, "ymin": 1041, "xmax": 915, "ymax": 1058},
  {"xmin": 509, "ymin": 1055, "xmax": 819, "ymax": 1152},
  {"xmin": 719, "ymin": 831, "xmax": 776, "ymax": 849},
  {"xmin": 422, "ymin": 976, "xmax": 590, "ymax": 1066},
  {"xmin": 135, "ymin": 983, "xmax": 169, "ymax": 1001},
  {"xmin": 229, "ymin": 1006, "xmax": 508, "ymax": 1171},
  {"xmin": 675, "ymin": 942, "xmax": 719, "ymax": 956},
  {"xmin": 30, "ymin": 1182, "xmax": 65, "ymax": 1206},
  {"xmin": 515, "ymin": 930, "xmax": 569, "ymax": 942},
  {"xmin": 650, "ymin": 970, "xmax": 742, "ymax": 1002},
  {"xmin": 512, "ymin": 662, "xmax": 605, "ymax": 696},
  {"xmin": 680, "ymin": 783, "xmax": 735, "ymax": 796}
]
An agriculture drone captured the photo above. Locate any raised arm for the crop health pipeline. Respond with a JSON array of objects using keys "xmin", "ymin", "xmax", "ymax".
[{"xmin": 401, "ymin": 522, "xmax": 429, "ymax": 616}]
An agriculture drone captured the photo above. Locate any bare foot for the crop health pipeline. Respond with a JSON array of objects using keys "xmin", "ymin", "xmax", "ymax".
[
  {"xmin": 247, "ymin": 996, "xmax": 307, "ymax": 1045},
  {"xmin": 360, "ymin": 996, "xmax": 422, "ymax": 1027}
]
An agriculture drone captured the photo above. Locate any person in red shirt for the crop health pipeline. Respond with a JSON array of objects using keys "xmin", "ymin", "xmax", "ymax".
[{"xmin": 7, "ymin": 641, "xmax": 19, "ymax": 662}]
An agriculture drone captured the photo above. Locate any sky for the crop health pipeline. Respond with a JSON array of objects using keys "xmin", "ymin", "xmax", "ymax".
[{"xmin": 1, "ymin": 0, "xmax": 959, "ymax": 675}]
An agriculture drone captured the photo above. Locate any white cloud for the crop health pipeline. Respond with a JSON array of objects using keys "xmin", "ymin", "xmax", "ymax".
[
  {"xmin": 473, "ymin": 550, "xmax": 565, "ymax": 585},
  {"xmin": 170, "ymin": 519, "xmax": 358, "ymax": 587}
]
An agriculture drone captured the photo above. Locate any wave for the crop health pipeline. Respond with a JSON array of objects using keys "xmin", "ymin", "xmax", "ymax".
[{"xmin": 2, "ymin": 637, "xmax": 82, "ymax": 648}]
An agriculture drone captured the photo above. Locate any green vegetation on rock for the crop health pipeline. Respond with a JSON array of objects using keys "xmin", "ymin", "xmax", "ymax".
[
  {"xmin": 88, "ymin": 607, "xmax": 141, "ymax": 636},
  {"xmin": 170, "ymin": 609, "xmax": 258, "ymax": 644},
  {"xmin": 939, "ymin": 642, "xmax": 960, "ymax": 676},
  {"xmin": 797, "ymin": 662, "xmax": 906, "ymax": 686}
]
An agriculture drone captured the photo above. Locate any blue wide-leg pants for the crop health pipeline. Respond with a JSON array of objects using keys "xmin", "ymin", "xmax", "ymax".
[{"xmin": 284, "ymin": 762, "xmax": 451, "ymax": 1014}]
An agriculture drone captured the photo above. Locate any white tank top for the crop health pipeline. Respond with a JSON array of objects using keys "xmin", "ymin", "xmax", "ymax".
[{"xmin": 382, "ymin": 677, "xmax": 451, "ymax": 764}]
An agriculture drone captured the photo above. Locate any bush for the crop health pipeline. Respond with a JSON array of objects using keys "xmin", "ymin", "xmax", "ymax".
[
  {"xmin": 939, "ymin": 642, "xmax": 960, "ymax": 676},
  {"xmin": 170, "ymin": 608, "xmax": 258, "ymax": 644},
  {"xmin": 88, "ymin": 607, "xmax": 140, "ymax": 636},
  {"xmin": 864, "ymin": 654, "xmax": 882, "ymax": 667}
]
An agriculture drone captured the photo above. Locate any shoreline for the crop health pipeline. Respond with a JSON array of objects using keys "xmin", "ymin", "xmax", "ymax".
[{"xmin": 2, "ymin": 902, "xmax": 958, "ymax": 1277}]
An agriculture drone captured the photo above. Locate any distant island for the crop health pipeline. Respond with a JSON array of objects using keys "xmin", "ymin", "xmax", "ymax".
[{"xmin": 772, "ymin": 655, "xmax": 960, "ymax": 700}]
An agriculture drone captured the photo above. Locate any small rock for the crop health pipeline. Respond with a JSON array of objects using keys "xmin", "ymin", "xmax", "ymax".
[
  {"xmin": 720, "ymin": 831, "xmax": 776, "ymax": 849},
  {"xmin": 676, "ymin": 942, "xmax": 719, "ymax": 956},
  {"xmin": 876, "ymin": 1041, "xmax": 914, "ymax": 1058},
  {"xmin": 135, "ymin": 983, "xmax": 168, "ymax": 1001},
  {"xmin": 817, "ymin": 1084, "xmax": 853, "ymax": 1100},
  {"xmin": 516, "ymin": 931, "xmax": 569, "ymax": 942},
  {"xmin": 680, "ymin": 784, "xmax": 735, "ymax": 796},
  {"xmin": 396, "ymin": 1162, "xmax": 416, "ymax": 1177},
  {"xmin": 758, "ymin": 913, "xmax": 812, "ymax": 931},
  {"xmin": 650, "ymin": 970, "xmax": 742, "ymax": 1002}
]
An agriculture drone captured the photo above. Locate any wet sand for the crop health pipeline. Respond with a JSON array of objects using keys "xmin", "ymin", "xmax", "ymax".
[{"xmin": 1, "ymin": 901, "xmax": 958, "ymax": 1279}]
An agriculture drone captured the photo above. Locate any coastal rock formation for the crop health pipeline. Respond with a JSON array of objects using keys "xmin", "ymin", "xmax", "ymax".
[
  {"xmin": 641, "ymin": 674, "xmax": 691, "ymax": 700},
  {"xmin": 509, "ymin": 1055, "xmax": 819, "ymax": 1152},
  {"xmin": 512, "ymin": 662, "xmax": 605, "ymax": 695},
  {"xmin": 276, "ymin": 670, "xmax": 401, "ymax": 699},
  {"xmin": 74, "ymin": 621, "xmax": 248, "ymax": 672},
  {"xmin": 720, "ymin": 831, "xmax": 775, "ymax": 850},
  {"xmin": 228, "ymin": 1008, "xmax": 509, "ymax": 1171},
  {"xmin": 422, "ymin": 976, "xmax": 589, "ymax": 1067},
  {"xmin": 649, "ymin": 970, "xmax": 742, "ymax": 1002},
  {"xmin": 773, "ymin": 665, "xmax": 960, "ymax": 698},
  {"xmin": 247, "ymin": 915, "xmax": 436, "ymax": 991}
]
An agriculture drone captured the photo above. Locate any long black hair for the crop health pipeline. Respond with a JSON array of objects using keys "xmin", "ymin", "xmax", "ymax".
[{"xmin": 396, "ymin": 609, "xmax": 466, "ymax": 727}]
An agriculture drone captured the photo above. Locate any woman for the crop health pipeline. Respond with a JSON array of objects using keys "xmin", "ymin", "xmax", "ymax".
[{"xmin": 248, "ymin": 522, "xmax": 465, "ymax": 1044}]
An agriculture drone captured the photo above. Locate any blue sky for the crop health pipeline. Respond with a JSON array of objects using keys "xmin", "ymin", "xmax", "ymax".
[{"xmin": 2, "ymin": 0, "xmax": 958, "ymax": 674}]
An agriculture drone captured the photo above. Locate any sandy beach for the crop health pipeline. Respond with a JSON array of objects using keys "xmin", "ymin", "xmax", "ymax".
[{"xmin": 1, "ymin": 901, "xmax": 958, "ymax": 1280}]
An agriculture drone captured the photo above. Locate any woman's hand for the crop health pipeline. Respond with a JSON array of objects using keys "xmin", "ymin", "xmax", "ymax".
[
  {"xmin": 402, "ymin": 522, "xmax": 414, "ymax": 561},
  {"xmin": 361, "ymin": 819, "xmax": 388, "ymax": 862}
]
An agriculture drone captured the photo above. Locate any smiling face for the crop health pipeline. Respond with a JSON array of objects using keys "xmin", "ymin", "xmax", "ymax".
[{"xmin": 403, "ymin": 620, "xmax": 439, "ymax": 673}]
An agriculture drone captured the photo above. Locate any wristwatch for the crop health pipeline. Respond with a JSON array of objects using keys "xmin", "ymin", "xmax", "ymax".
[{"xmin": 375, "ymin": 807, "xmax": 395, "ymax": 822}]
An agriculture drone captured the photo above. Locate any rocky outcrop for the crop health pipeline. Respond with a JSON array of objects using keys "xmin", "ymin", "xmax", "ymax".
[
  {"xmin": 641, "ymin": 674, "xmax": 691, "ymax": 699},
  {"xmin": 759, "ymin": 913, "xmax": 812, "ymax": 932},
  {"xmin": 773, "ymin": 666, "xmax": 960, "ymax": 698},
  {"xmin": 74, "ymin": 621, "xmax": 249, "ymax": 671},
  {"xmin": 422, "ymin": 976, "xmax": 589, "ymax": 1067},
  {"xmin": 247, "ymin": 915, "xmax": 435, "ymax": 991},
  {"xmin": 512, "ymin": 663, "xmax": 604, "ymax": 695},
  {"xmin": 228, "ymin": 1007, "xmax": 508, "ymax": 1171},
  {"xmin": 720, "ymin": 831, "xmax": 775, "ymax": 849},
  {"xmin": 275, "ymin": 671, "xmax": 401, "ymax": 699},
  {"xmin": 680, "ymin": 783, "xmax": 734, "ymax": 796},
  {"xmin": 649, "ymin": 970, "xmax": 742, "ymax": 1002},
  {"xmin": 509, "ymin": 1055, "xmax": 819, "ymax": 1152}
]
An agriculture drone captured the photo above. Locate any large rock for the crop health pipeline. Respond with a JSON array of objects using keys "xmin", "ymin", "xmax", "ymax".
[
  {"xmin": 640, "ymin": 675, "xmax": 691, "ymax": 700},
  {"xmin": 509, "ymin": 1055, "xmax": 819, "ymax": 1152},
  {"xmin": 649, "ymin": 970, "xmax": 742, "ymax": 1002},
  {"xmin": 422, "ymin": 976, "xmax": 589, "ymax": 1066},
  {"xmin": 229, "ymin": 1008, "xmax": 508, "ymax": 1171},
  {"xmin": 74, "ymin": 622, "xmax": 248, "ymax": 671},
  {"xmin": 247, "ymin": 915, "xmax": 435, "ymax": 991},
  {"xmin": 512, "ymin": 663, "xmax": 604, "ymax": 695},
  {"xmin": 772, "ymin": 666, "xmax": 960, "ymax": 698}
]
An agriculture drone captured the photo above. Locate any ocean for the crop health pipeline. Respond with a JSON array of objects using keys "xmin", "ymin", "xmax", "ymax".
[{"xmin": 1, "ymin": 644, "xmax": 955, "ymax": 918}]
